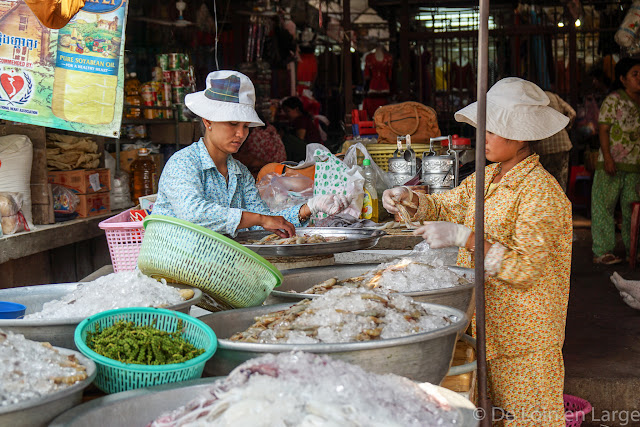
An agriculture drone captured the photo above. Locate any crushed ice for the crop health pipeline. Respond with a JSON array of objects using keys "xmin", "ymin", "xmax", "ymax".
[
  {"xmin": 24, "ymin": 271, "xmax": 185, "ymax": 320},
  {"xmin": 0, "ymin": 330, "xmax": 87, "ymax": 407},
  {"xmin": 149, "ymin": 352, "xmax": 461, "ymax": 427}
]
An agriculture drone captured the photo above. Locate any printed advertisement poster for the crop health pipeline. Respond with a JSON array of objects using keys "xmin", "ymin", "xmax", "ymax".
[{"xmin": 0, "ymin": 0, "xmax": 128, "ymax": 137}]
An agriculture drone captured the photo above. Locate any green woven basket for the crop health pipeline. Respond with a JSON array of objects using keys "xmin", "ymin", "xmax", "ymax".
[
  {"xmin": 137, "ymin": 215, "xmax": 283, "ymax": 311},
  {"xmin": 74, "ymin": 307, "xmax": 217, "ymax": 394}
]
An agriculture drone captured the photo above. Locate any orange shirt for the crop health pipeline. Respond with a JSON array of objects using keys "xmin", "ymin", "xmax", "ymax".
[{"xmin": 414, "ymin": 154, "xmax": 572, "ymax": 359}]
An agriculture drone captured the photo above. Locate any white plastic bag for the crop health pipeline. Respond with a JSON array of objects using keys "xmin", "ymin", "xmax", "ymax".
[
  {"xmin": 343, "ymin": 142, "xmax": 394, "ymax": 194},
  {"xmin": 312, "ymin": 148, "xmax": 364, "ymax": 220},
  {"xmin": 257, "ymin": 172, "xmax": 314, "ymax": 211},
  {"xmin": 615, "ymin": 1, "xmax": 640, "ymax": 53}
]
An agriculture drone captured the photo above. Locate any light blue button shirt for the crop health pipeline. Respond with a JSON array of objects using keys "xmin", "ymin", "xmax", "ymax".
[{"xmin": 153, "ymin": 138, "xmax": 305, "ymax": 236}]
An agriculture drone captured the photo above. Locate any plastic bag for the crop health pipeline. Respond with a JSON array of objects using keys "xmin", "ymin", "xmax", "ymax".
[
  {"xmin": 343, "ymin": 142, "xmax": 394, "ymax": 194},
  {"xmin": 257, "ymin": 172, "xmax": 314, "ymax": 211},
  {"xmin": 52, "ymin": 185, "xmax": 80, "ymax": 213},
  {"xmin": 0, "ymin": 192, "xmax": 30, "ymax": 235},
  {"xmin": 312, "ymin": 148, "xmax": 364, "ymax": 220}
]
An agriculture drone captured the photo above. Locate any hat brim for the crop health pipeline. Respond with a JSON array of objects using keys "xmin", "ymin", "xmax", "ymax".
[
  {"xmin": 454, "ymin": 100, "xmax": 570, "ymax": 141},
  {"xmin": 185, "ymin": 92, "xmax": 264, "ymax": 127}
]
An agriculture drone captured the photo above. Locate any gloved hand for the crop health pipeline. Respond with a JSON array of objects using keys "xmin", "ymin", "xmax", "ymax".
[
  {"xmin": 307, "ymin": 194, "xmax": 350, "ymax": 216},
  {"xmin": 413, "ymin": 221, "xmax": 472, "ymax": 249},
  {"xmin": 382, "ymin": 186, "xmax": 412, "ymax": 214}
]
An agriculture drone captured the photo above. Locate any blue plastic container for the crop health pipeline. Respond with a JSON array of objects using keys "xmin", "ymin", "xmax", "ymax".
[{"xmin": 0, "ymin": 301, "xmax": 26, "ymax": 319}]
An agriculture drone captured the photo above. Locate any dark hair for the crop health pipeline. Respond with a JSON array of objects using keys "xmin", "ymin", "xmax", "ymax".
[
  {"xmin": 183, "ymin": 106, "xmax": 206, "ymax": 135},
  {"xmin": 281, "ymin": 96, "xmax": 306, "ymax": 114},
  {"xmin": 612, "ymin": 57, "xmax": 640, "ymax": 91}
]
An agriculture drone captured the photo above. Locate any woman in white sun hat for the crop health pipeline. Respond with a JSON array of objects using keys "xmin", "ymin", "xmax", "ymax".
[
  {"xmin": 382, "ymin": 77, "xmax": 572, "ymax": 426},
  {"xmin": 153, "ymin": 70, "xmax": 347, "ymax": 237}
]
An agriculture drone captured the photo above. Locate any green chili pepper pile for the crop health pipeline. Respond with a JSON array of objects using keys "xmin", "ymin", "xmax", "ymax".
[{"xmin": 86, "ymin": 320, "xmax": 204, "ymax": 365}]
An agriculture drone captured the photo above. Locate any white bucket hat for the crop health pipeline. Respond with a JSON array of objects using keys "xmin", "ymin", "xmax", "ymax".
[
  {"xmin": 454, "ymin": 77, "xmax": 569, "ymax": 141},
  {"xmin": 184, "ymin": 70, "xmax": 264, "ymax": 127}
]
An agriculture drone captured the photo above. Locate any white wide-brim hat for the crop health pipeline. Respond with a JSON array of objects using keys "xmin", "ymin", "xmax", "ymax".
[
  {"xmin": 454, "ymin": 77, "xmax": 569, "ymax": 141},
  {"xmin": 185, "ymin": 70, "xmax": 264, "ymax": 127}
]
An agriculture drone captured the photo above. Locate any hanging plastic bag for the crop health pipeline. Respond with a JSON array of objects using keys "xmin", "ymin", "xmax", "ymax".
[
  {"xmin": 257, "ymin": 172, "xmax": 314, "ymax": 211},
  {"xmin": 312, "ymin": 148, "xmax": 364, "ymax": 220},
  {"xmin": 615, "ymin": 1, "xmax": 640, "ymax": 53}
]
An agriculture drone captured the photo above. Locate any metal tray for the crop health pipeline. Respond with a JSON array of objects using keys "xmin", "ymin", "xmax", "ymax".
[
  {"xmin": 0, "ymin": 282, "xmax": 202, "ymax": 350},
  {"xmin": 200, "ymin": 301, "xmax": 467, "ymax": 384},
  {"xmin": 0, "ymin": 347, "xmax": 97, "ymax": 427},
  {"xmin": 235, "ymin": 227, "xmax": 386, "ymax": 256},
  {"xmin": 49, "ymin": 377, "xmax": 477, "ymax": 427}
]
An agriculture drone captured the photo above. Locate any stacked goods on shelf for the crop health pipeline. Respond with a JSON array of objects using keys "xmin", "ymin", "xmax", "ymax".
[
  {"xmin": 48, "ymin": 168, "xmax": 111, "ymax": 218},
  {"xmin": 238, "ymin": 61, "xmax": 272, "ymax": 120},
  {"xmin": 124, "ymin": 73, "xmax": 143, "ymax": 119},
  {"xmin": 153, "ymin": 52, "xmax": 197, "ymax": 121}
]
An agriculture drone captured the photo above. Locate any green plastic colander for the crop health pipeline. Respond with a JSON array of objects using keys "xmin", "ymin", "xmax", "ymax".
[
  {"xmin": 137, "ymin": 215, "xmax": 283, "ymax": 311},
  {"xmin": 74, "ymin": 307, "xmax": 217, "ymax": 394}
]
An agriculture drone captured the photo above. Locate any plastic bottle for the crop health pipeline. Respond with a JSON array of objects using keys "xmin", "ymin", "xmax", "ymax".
[
  {"xmin": 124, "ymin": 72, "xmax": 143, "ymax": 119},
  {"xmin": 130, "ymin": 148, "xmax": 156, "ymax": 204},
  {"xmin": 360, "ymin": 159, "xmax": 379, "ymax": 222}
]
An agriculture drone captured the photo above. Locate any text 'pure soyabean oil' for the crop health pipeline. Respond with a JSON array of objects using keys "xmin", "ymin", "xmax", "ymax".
[{"xmin": 51, "ymin": 0, "xmax": 126, "ymax": 124}]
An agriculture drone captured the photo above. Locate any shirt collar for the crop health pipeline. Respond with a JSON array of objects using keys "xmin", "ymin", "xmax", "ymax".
[
  {"xmin": 489, "ymin": 154, "xmax": 540, "ymax": 190},
  {"xmin": 196, "ymin": 138, "xmax": 242, "ymax": 175}
]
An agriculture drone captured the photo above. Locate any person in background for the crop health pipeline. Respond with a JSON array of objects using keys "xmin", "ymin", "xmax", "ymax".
[
  {"xmin": 537, "ymin": 91, "xmax": 576, "ymax": 191},
  {"xmin": 280, "ymin": 96, "xmax": 322, "ymax": 162},
  {"xmin": 382, "ymin": 78, "xmax": 572, "ymax": 426},
  {"xmin": 233, "ymin": 111, "xmax": 287, "ymax": 178},
  {"xmin": 591, "ymin": 57, "xmax": 640, "ymax": 265},
  {"xmin": 153, "ymin": 70, "xmax": 347, "ymax": 237}
]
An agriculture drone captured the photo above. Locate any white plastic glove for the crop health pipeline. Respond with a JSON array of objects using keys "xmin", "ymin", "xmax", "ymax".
[
  {"xmin": 382, "ymin": 186, "xmax": 412, "ymax": 214},
  {"xmin": 413, "ymin": 221, "xmax": 472, "ymax": 249},
  {"xmin": 307, "ymin": 194, "xmax": 350, "ymax": 216}
]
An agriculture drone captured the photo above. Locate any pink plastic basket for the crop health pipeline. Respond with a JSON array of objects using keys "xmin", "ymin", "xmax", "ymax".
[
  {"xmin": 98, "ymin": 208, "xmax": 145, "ymax": 272},
  {"xmin": 564, "ymin": 394, "xmax": 592, "ymax": 427}
]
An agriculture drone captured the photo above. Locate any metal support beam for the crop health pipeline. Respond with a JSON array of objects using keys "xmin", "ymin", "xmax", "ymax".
[
  {"xmin": 476, "ymin": 0, "xmax": 490, "ymax": 425},
  {"xmin": 343, "ymin": 0, "xmax": 354, "ymax": 118},
  {"xmin": 400, "ymin": 0, "xmax": 410, "ymax": 100}
]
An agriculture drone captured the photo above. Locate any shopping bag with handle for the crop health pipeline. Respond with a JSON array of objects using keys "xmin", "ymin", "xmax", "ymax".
[{"xmin": 312, "ymin": 148, "xmax": 364, "ymax": 221}]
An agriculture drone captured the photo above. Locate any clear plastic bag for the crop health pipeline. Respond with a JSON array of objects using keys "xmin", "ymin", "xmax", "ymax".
[
  {"xmin": 52, "ymin": 184, "xmax": 80, "ymax": 213},
  {"xmin": 257, "ymin": 171, "xmax": 314, "ymax": 211},
  {"xmin": 0, "ymin": 192, "xmax": 30, "ymax": 235}
]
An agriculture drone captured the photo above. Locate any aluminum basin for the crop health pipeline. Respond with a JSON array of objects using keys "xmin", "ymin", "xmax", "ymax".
[
  {"xmin": 0, "ymin": 282, "xmax": 202, "ymax": 350},
  {"xmin": 0, "ymin": 347, "xmax": 96, "ymax": 427},
  {"xmin": 266, "ymin": 263, "xmax": 475, "ymax": 328},
  {"xmin": 200, "ymin": 302, "xmax": 467, "ymax": 384},
  {"xmin": 50, "ymin": 377, "xmax": 477, "ymax": 427}
]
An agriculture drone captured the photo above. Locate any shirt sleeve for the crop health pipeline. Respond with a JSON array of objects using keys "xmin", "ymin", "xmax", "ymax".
[
  {"xmin": 412, "ymin": 176, "xmax": 473, "ymax": 224},
  {"xmin": 493, "ymin": 185, "xmax": 572, "ymax": 290},
  {"xmin": 598, "ymin": 94, "xmax": 617, "ymax": 125}
]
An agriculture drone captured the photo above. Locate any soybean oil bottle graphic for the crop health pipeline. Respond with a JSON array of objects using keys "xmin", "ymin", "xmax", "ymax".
[{"xmin": 51, "ymin": 0, "xmax": 126, "ymax": 124}]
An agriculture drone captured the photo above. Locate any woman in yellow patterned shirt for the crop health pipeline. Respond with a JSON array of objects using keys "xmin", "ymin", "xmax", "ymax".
[{"xmin": 383, "ymin": 78, "xmax": 572, "ymax": 426}]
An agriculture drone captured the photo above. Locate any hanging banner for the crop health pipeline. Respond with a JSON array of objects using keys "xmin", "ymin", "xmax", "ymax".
[{"xmin": 0, "ymin": 0, "xmax": 128, "ymax": 138}]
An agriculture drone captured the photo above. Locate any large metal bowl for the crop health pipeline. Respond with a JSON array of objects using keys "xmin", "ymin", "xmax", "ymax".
[
  {"xmin": 200, "ymin": 301, "xmax": 467, "ymax": 384},
  {"xmin": 50, "ymin": 377, "xmax": 477, "ymax": 427},
  {"xmin": 0, "ymin": 347, "xmax": 97, "ymax": 427},
  {"xmin": 266, "ymin": 263, "xmax": 475, "ymax": 328},
  {"xmin": 0, "ymin": 282, "xmax": 202, "ymax": 350}
]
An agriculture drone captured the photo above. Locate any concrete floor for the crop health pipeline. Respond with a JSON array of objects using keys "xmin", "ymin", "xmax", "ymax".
[{"xmin": 564, "ymin": 228, "xmax": 640, "ymax": 427}]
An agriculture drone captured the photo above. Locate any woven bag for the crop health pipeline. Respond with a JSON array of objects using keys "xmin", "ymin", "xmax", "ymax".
[{"xmin": 373, "ymin": 101, "xmax": 441, "ymax": 144}]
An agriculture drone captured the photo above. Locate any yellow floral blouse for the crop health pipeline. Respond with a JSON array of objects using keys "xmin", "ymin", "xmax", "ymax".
[{"xmin": 414, "ymin": 154, "xmax": 572, "ymax": 360}]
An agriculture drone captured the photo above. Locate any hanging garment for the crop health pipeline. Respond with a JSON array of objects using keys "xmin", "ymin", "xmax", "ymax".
[
  {"xmin": 24, "ymin": 0, "xmax": 86, "ymax": 29},
  {"xmin": 296, "ymin": 53, "xmax": 318, "ymax": 96},
  {"xmin": 450, "ymin": 62, "xmax": 474, "ymax": 92},
  {"xmin": 434, "ymin": 60, "xmax": 449, "ymax": 91},
  {"xmin": 364, "ymin": 51, "xmax": 393, "ymax": 92}
]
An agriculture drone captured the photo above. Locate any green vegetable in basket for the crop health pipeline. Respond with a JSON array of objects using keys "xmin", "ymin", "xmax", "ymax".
[{"xmin": 86, "ymin": 320, "xmax": 204, "ymax": 365}]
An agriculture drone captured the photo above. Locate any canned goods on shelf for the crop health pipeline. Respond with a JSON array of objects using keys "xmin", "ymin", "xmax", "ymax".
[
  {"xmin": 172, "ymin": 85, "xmax": 187, "ymax": 104},
  {"xmin": 156, "ymin": 53, "xmax": 169, "ymax": 71},
  {"xmin": 168, "ymin": 53, "xmax": 181, "ymax": 70}
]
